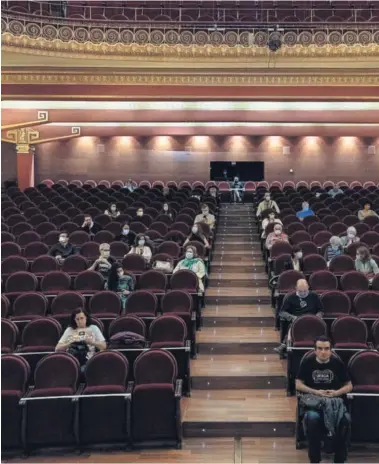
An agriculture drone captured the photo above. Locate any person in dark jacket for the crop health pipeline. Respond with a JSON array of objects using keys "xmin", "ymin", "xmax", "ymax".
[
  {"xmin": 183, "ymin": 224, "xmax": 210, "ymax": 248},
  {"xmin": 48, "ymin": 231, "xmax": 76, "ymax": 265},
  {"xmin": 81, "ymin": 214, "xmax": 101, "ymax": 236},
  {"xmin": 275, "ymin": 279, "xmax": 323, "ymax": 356},
  {"xmin": 283, "ymin": 245, "xmax": 304, "ymax": 272},
  {"xmin": 296, "ymin": 336, "xmax": 352, "ymax": 464},
  {"xmin": 118, "ymin": 222, "xmax": 136, "ymax": 247}
]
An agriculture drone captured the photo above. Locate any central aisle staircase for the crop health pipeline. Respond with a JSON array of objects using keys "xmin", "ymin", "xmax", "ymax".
[{"xmin": 182, "ymin": 203, "xmax": 296, "ymax": 437}]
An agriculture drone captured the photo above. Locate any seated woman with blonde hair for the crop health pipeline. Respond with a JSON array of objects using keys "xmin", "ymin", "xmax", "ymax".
[{"xmin": 173, "ymin": 245, "xmax": 206, "ymax": 293}]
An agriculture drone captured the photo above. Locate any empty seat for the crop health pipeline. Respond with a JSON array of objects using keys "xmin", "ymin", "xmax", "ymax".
[
  {"xmin": 139, "ymin": 270, "xmax": 167, "ymax": 293},
  {"xmin": 19, "ymin": 318, "xmax": 62, "ymax": 353},
  {"xmin": 1, "ymin": 241, "xmax": 21, "ymax": 258},
  {"xmin": 11, "ymin": 221, "xmax": 33, "ymax": 236},
  {"xmin": 290, "ymin": 230, "xmax": 311, "ymax": 245},
  {"xmin": 74, "ymin": 270, "xmax": 104, "ymax": 293},
  {"xmin": 93, "ymin": 230, "xmax": 114, "ymax": 244},
  {"xmin": 131, "ymin": 350, "xmax": 180, "ymax": 446},
  {"xmin": 329, "ymin": 255, "xmax": 355, "ymax": 274},
  {"xmin": 23, "ymin": 353, "xmax": 80, "ymax": 449},
  {"xmin": 320, "ymin": 290, "xmax": 351, "ymax": 318},
  {"xmin": 11, "ymin": 292, "xmax": 48, "ymax": 322},
  {"xmin": 5, "ymin": 272, "xmax": 38, "ymax": 298},
  {"xmin": 354, "ymin": 291, "xmax": 379, "ymax": 318},
  {"xmin": 297, "ymin": 241, "xmax": 318, "ymax": 257},
  {"xmin": 29, "ymin": 214, "xmax": 49, "ymax": 227},
  {"xmin": 149, "ymin": 314, "xmax": 187, "ymax": 349},
  {"xmin": 30, "ymin": 255, "xmax": 58, "ymax": 275},
  {"xmin": 110, "ymin": 241, "xmax": 129, "ymax": 260},
  {"xmin": 17, "ymin": 231, "xmax": 41, "ymax": 247},
  {"xmin": 59, "ymin": 222, "xmax": 79, "ymax": 235},
  {"xmin": 1, "ymin": 256, "xmax": 29, "ymax": 275},
  {"xmin": 79, "ymin": 351, "xmax": 130, "ymax": 446},
  {"xmin": 360, "ymin": 231, "xmax": 379, "ymax": 249},
  {"xmin": 89, "ymin": 291, "xmax": 122, "ymax": 318},
  {"xmin": 40, "ymin": 271, "xmax": 71, "ymax": 292},
  {"xmin": 157, "ymin": 241, "xmax": 181, "ymax": 259},
  {"xmin": 372, "ymin": 319, "xmax": 379, "ymax": 350},
  {"xmin": 23, "ymin": 241, "xmax": 49, "ymax": 259},
  {"xmin": 340, "ymin": 271, "xmax": 370, "ymax": 304},
  {"xmin": 80, "ymin": 242, "xmax": 100, "ymax": 260},
  {"xmin": 51, "ymin": 291, "xmax": 86, "ymax": 325},
  {"xmin": 2, "ymin": 231, "xmax": 16, "ymax": 243},
  {"xmin": 1, "ymin": 319, "xmax": 19, "ymax": 353},
  {"xmin": 291, "ymin": 314, "xmax": 327, "ymax": 347},
  {"xmin": 348, "ymin": 350, "xmax": 379, "ymax": 393},
  {"xmin": 329, "ymin": 222, "xmax": 346, "ymax": 236},
  {"xmin": 331, "ymin": 316, "xmax": 368, "ymax": 349},
  {"xmin": 313, "ymin": 231, "xmax": 332, "ymax": 247},
  {"xmin": 270, "ymin": 241, "xmax": 293, "ymax": 260},
  {"xmin": 42, "ymin": 230, "xmax": 60, "ymax": 247},
  {"xmin": 1, "ymin": 295, "xmax": 10, "ymax": 318},
  {"xmin": 125, "ymin": 290, "xmax": 158, "ymax": 318},
  {"xmin": 69, "ymin": 230, "xmax": 91, "ymax": 247},
  {"xmin": 303, "ymin": 254, "xmax": 327, "ymax": 274},
  {"xmin": 62, "ymin": 254, "xmax": 88, "ymax": 275},
  {"xmin": 1, "ymin": 355, "xmax": 30, "ymax": 450},
  {"xmin": 108, "ymin": 315, "xmax": 146, "ymax": 349},
  {"xmin": 122, "ymin": 254, "xmax": 146, "ymax": 273},
  {"xmin": 309, "ymin": 270, "xmax": 338, "ymax": 293},
  {"xmin": 170, "ymin": 269, "xmax": 199, "ymax": 292}
]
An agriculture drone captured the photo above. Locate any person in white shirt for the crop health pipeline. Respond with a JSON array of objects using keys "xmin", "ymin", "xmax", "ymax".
[
  {"xmin": 256, "ymin": 192, "xmax": 280, "ymax": 217},
  {"xmin": 55, "ymin": 309, "xmax": 106, "ymax": 359},
  {"xmin": 194, "ymin": 204, "xmax": 216, "ymax": 230},
  {"xmin": 127, "ymin": 234, "xmax": 152, "ymax": 263}
]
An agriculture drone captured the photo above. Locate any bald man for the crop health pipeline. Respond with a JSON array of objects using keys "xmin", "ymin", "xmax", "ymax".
[{"xmin": 275, "ymin": 279, "xmax": 323, "ymax": 356}]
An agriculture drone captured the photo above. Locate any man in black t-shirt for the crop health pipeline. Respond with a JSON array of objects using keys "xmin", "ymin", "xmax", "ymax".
[{"xmin": 296, "ymin": 336, "xmax": 352, "ymax": 463}]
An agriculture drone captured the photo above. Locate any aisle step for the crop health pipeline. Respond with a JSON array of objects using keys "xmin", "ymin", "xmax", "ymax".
[
  {"xmin": 211, "ymin": 262, "xmax": 266, "ymax": 272},
  {"xmin": 203, "ymin": 304, "xmax": 273, "ymax": 327},
  {"xmin": 205, "ymin": 287, "xmax": 271, "ymax": 305},
  {"xmin": 182, "ymin": 389, "xmax": 296, "ymax": 437},
  {"xmin": 208, "ymin": 272, "xmax": 268, "ymax": 287}
]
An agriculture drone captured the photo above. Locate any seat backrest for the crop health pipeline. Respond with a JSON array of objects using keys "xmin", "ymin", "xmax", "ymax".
[
  {"xmin": 134, "ymin": 349, "xmax": 177, "ymax": 385},
  {"xmin": 303, "ymin": 254, "xmax": 327, "ymax": 273},
  {"xmin": 1, "ymin": 295, "xmax": 10, "ymax": 318},
  {"xmin": 62, "ymin": 255, "xmax": 88, "ymax": 274},
  {"xmin": 122, "ymin": 254, "xmax": 146, "ymax": 272},
  {"xmin": 270, "ymin": 241, "xmax": 293, "ymax": 259},
  {"xmin": 161, "ymin": 290, "xmax": 192, "ymax": 314},
  {"xmin": 340, "ymin": 271, "xmax": 369, "ymax": 291},
  {"xmin": 1, "ymin": 319, "xmax": 19, "ymax": 352},
  {"xmin": 109, "ymin": 315, "xmax": 146, "ymax": 338},
  {"xmin": 85, "ymin": 351, "xmax": 129, "ymax": 388},
  {"xmin": 125, "ymin": 290, "xmax": 158, "ymax": 316},
  {"xmin": 13, "ymin": 292, "xmax": 48, "ymax": 318},
  {"xmin": 329, "ymin": 255, "xmax": 355, "ymax": 273},
  {"xmin": 277, "ymin": 270, "xmax": 305, "ymax": 293},
  {"xmin": 89, "ymin": 291, "xmax": 122, "ymax": 315},
  {"xmin": 291, "ymin": 315, "xmax": 327, "ymax": 343},
  {"xmin": 139, "ymin": 270, "xmax": 167, "ymax": 291},
  {"xmin": 1, "ymin": 354, "xmax": 30, "ymax": 392},
  {"xmin": 331, "ymin": 315, "xmax": 368, "ymax": 344},
  {"xmin": 34, "ymin": 352, "xmax": 80, "ymax": 392},
  {"xmin": 170, "ymin": 269, "xmax": 198, "ymax": 291},
  {"xmin": 157, "ymin": 241, "xmax": 181, "ymax": 258},
  {"xmin": 1, "ymin": 256, "xmax": 29, "ymax": 275},
  {"xmin": 51, "ymin": 291, "xmax": 86, "ymax": 316},
  {"xmin": 320, "ymin": 290, "xmax": 351, "ymax": 316},
  {"xmin": 149, "ymin": 314, "xmax": 187, "ymax": 344},
  {"xmin": 348, "ymin": 350, "xmax": 379, "ymax": 389},
  {"xmin": 74, "ymin": 270, "xmax": 104, "ymax": 291},
  {"xmin": 5, "ymin": 271, "xmax": 38, "ymax": 293},
  {"xmin": 22, "ymin": 317, "xmax": 62, "ymax": 348},
  {"xmin": 309, "ymin": 270, "xmax": 338, "ymax": 291},
  {"xmin": 353, "ymin": 291, "xmax": 379, "ymax": 317}
]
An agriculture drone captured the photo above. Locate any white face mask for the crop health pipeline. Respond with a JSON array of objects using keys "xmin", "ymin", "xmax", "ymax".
[
  {"xmin": 185, "ymin": 252, "xmax": 194, "ymax": 259},
  {"xmin": 202, "ymin": 210, "xmax": 209, "ymax": 216},
  {"xmin": 265, "ymin": 196, "xmax": 270, "ymax": 202},
  {"xmin": 137, "ymin": 211, "xmax": 143, "ymax": 217},
  {"xmin": 59, "ymin": 237, "xmax": 67, "ymax": 244},
  {"xmin": 347, "ymin": 233, "xmax": 355, "ymax": 239},
  {"xmin": 102, "ymin": 251, "xmax": 110, "ymax": 258},
  {"xmin": 295, "ymin": 252, "xmax": 303, "ymax": 259},
  {"xmin": 274, "ymin": 229, "xmax": 281, "ymax": 236},
  {"xmin": 163, "ymin": 205, "xmax": 168, "ymax": 211},
  {"xmin": 122, "ymin": 229, "xmax": 129, "ymax": 235},
  {"xmin": 297, "ymin": 290, "xmax": 309, "ymax": 299},
  {"xmin": 192, "ymin": 227, "xmax": 198, "ymax": 234},
  {"xmin": 138, "ymin": 240, "xmax": 145, "ymax": 247}
]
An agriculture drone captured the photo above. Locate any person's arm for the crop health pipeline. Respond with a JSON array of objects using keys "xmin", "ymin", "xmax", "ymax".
[
  {"xmin": 195, "ymin": 260, "xmax": 206, "ymax": 281},
  {"xmin": 203, "ymin": 236, "xmax": 210, "ymax": 248},
  {"xmin": 357, "ymin": 210, "xmax": 364, "ymax": 221},
  {"xmin": 48, "ymin": 244, "xmax": 57, "ymax": 256},
  {"xmin": 208, "ymin": 215, "xmax": 216, "ymax": 229},
  {"xmin": 144, "ymin": 246, "xmax": 152, "ymax": 263},
  {"xmin": 88, "ymin": 259, "xmax": 99, "ymax": 271},
  {"xmin": 315, "ymin": 294, "xmax": 324, "ymax": 318},
  {"xmin": 183, "ymin": 237, "xmax": 190, "ymax": 247},
  {"xmin": 370, "ymin": 259, "xmax": 379, "ymax": 275},
  {"xmin": 173, "ymin": 261, "xmax": 182, "ymax": 273},
  {"xmin": 265, "ymin": 234, "xmax": 272, "ymax": 250},
  {"xmin": 326, "ymin": 381, "xmax": 353, "ymax": 397},
  {"xmin": 55, "ymin": 328, "xmax": 73, "ymax": 352},
  {"xmin": 273, "ymin": 201, "xmax": 280, "ymax": 214},
  {"xmin": 87, "ymin": 326, "xmax": 106, "ymax": 351},
  {"xmin": 256, "ymin": 202, "xmax": 262, "ymax": 217},
  {"xmin": 296, "ymin": 379, "xmax": 327, "ymax": 396}
]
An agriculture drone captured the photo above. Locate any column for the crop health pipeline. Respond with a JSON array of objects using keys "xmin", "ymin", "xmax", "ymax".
[{"xmin": 16, "ymin": 144, "xmax": 34, "ymax": 190}]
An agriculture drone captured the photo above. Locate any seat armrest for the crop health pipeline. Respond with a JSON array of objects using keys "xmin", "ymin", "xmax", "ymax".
[{"xmin": 175, "ymin": 379, "xmax": 183, "ymax": 398}]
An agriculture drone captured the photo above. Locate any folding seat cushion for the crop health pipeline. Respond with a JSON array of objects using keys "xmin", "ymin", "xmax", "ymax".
[
  {"xmin": 170, "ymin": 221, "xmax": 191, "ymax": 236},
  {"xmin": 122, "ymin": 254, "xmax": 146, "ymax": 273},
  {"xmin": 11, "ymin": 292, "xmax": 48, "ymax": 322},
  {"xmin": 309, "ymin": 270, "xmax": 338, "ymax": 293},
  {"xmin": 17, "ymin": 231, "xmax": 41, "ymax": 247},
  {"xmin": 149, "ymin": 315, "xmax": 187, "ymax": 349},
  {"xmin": 269, "ymin": 241, "xmax": 293, "ymax": 259},
  {"xmin": 51, "ymin": 291, "xmax": 86, "ymax": 325},
  {"xmin": 69, "ymin": 230, "xmax": 91, "ymax": 247},
  {"xmin": 139, "ymin": 270, "xmax": 168, "ymax": 293},
  {"xmin": 1, "ymin": 355, "xmax": 30, "ymax": 450},
  {"xmin": 291, "ymin": 314, "xmax": 327, "ymax": 347},
  {"xmin": 1, "ymin": 319, "xmax": 19, "ymax": 353},
  {"xmin": 40, "ymin": 271, "xmax": 71, "ymax": 292},
  {"xmin": 20, "ymin": 318, "xmax": 62, "ymax": 352},
  {"xmin": 1, "ymin": 256, "xmax": 29, "ymax": 276},
  {"xmin": 23, "ymin": 353, "xmax": 80, "ymax": 449},
  {"xmin": 348, "ymin": 351, "xmax": 379, "ymax": 393},
  {"xmin": 62, "ymin": 254, "xmax": 88, "ymax": 275},
  {"xmin": 329, "ymin": 255, "xmax": 355, "ymax": 274},
  {"xmin": 303, "ymin": 254, "xmax": 327, "ymax": 274},
  {"xmin": 89, "ymin": 291, "xmax": 122, "ymax": 318},
  {"xmin": 131, "ymin": 350, "xmax": 180, "ymax": 445},
  {"xmin": 74, "ymin": 270, "xmax": 104, "ymax": 293},
  {"xmin": 313, "ymin": 230, "xmax": 333, "ymax": 247},
  {"xmin": 331, "ymin": 316, "xmax": 368, "ymax": 349},
  {"xmin": 354, "ymin": 291, "xmax": 379, "ymax": 318},
  {"xmin": 125, "ymin": 290, "xmax": 158, "ymax": 318},
  {"xmin": 320, "ymin": 290, "xmax": 351, "ymax": 318}
]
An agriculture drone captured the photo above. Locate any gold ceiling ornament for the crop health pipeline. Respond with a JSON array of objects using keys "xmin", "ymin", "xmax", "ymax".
[
  {"xmin": 32, "ymin": 126, "xmax": 81, "ymax": 145},
  {"xmin": 1, "ymin": 110, "xmax": 49, "ymax": 130},
  {"xmin": 1, "ymin": 126, "xmax": 81, "ymax": 146},
  {"xmin": 2, "ymin": 70, "xmax": 379, "ymax": 87},
  {"xmin": 2, "ymin": 32, "xmax": 379, "ymax": 63}
]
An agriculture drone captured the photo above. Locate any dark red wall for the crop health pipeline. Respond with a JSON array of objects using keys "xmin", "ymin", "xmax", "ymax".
[
  {"xmin": 35, "ymin": 135, "xmax": 379, "ymax": 183},
  {"xmin": 1, "ymin": 142, "xmax": 17, "ymax": 186}
]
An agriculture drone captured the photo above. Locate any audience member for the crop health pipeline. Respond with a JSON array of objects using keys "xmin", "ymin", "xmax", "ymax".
[
  {"xmin": 194, "ymin": 204, "xmax": 216, "ymax": 230},
  {"xmin": 230, "ymin": 176, "xmax": 244, "ymax": 203},
  {"xmin": 162, "ymin": 186, "xmax": 172, "ymax": 200},
  {"xmin": 261, "ymin": 210, "xmax": 283, "ymax": 238},
  {"xmin": 55, "ymin": 309, "xmax": 106, "ymax": 362},
  {"xmin": 358, "ymin": 202, "xmax": 378, "ymax": 221},
  {"xmin": 184, "ymin": 224, "xmax": 210, "ymax": 248},
  {"xmin": 328, "ymin": 185, "xmax": 344, "ymax": 198},
  {"xmin": 265, "ymin": 224, "xmax": 289, "ymax": 250},
  {"xmin": 208, "ymin": 186, "xmax": 221, "ymax": 206},
  {"xmin": 135, "ymin": 207, "xmax": 144, "ymax": 219},
  {"xmin": 324, "ymin": 236, "xmax": 343, "ymax": 265},
  {"xmin": 284, "ymin": 246, "xmax": 304, "ymax": 272},
  {"xmin": 118, "ymin": 222, "xmax": 136, "ymax": 246},
  {"xmin": 107, "ymin": 263, "xmax": 134, "ymax": 310},
  {"xmin": 340, "ymin": 226, "xmax": 359, "ymax": 247},
  {"xmin": 296, "ymin": 202, "xmax": 315, "ymax": 221},
  {"xmin": 104, "ymin": 203, "xmax": 120, "ymax": 219},
  {"xmin": 256, "ymin": 192, "xmax": 280, "ymax": 217},
  {"xmin": 127, "ymin": 234, "xmax": 152, "ymax": 264},
  {"xmin": 275, "ymin": 279, "xmax": 323, "ymax": 355},
  {"xmin": 124, "ymin": 179, "xmax": 135, "ymax": 192},
  {"xmin": 173, "ymin": 245, "xmax": 206, "ymax": 293},
  {"xmin": 48, "ymin": 231, "xmax": 76, "ymax": 265},
  {"xmin": 81, "ymin": 214, "xmax": 101, "ymax": 235},
  {"xmin": 296, "ymin": 336, "xmax": 352, "ymax": 464},
  {"xmin": 355, "ymin": 245, "xmax": 379, "ymax": 279},
  {"xmin": 160, "ymin": 202, "xmax": 173, "ymax": 219},
  {"xmin": 88, "ymin": 243, "xmax": 116, "ymax": 280}
]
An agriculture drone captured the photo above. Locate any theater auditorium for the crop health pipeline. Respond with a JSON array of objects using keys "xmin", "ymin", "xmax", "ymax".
[{"xmin": 1, "ymin": 1, "xmax": 379, "ymax": 462}]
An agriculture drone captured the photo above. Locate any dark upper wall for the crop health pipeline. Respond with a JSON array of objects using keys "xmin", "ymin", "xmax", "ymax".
[
  {"xmin": 1, "ymin": 142, "xmax": 17, "ymax": 186},
  {"xmin": 34, "ymin": 135, "xmax": 379, "ymax": 184}
]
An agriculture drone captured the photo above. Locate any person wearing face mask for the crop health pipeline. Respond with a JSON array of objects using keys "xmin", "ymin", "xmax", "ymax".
[
  {"xmin": 162, "ymin": 186, "xmax": 172, "ymax": 201},
  {"xmin": 296, "ymin": 202, "xmax": 315, "ymax": 221},
  {"xmin": 173, "ymin": 246, "xmax": 206, "ymax": 293},
  {"xmin": 284, "ymin": 246, "xmax": 304, "ymax": 272},
  {"xmin": 340, "ymin": 226, "xmax": 359, "ymax": 248},
  {"xmin": 118, "ymin": 222, "xmax": 136, "ymax": 246},
  {"xmin": 48, "ymin": 231, "xmax": 77, "ymax": 265},
  {"xmin": 104, "ymin": 203, "xmax": 120, "ymax": 219},
  {"xmin": 127, "ymin": 234, "xmax": 152, "ymax": 264},
  {"xmin": 324, "ymin": 236, "xmax": 343, "ymax": 266},
  {"xmin": 123, "ymin": 179, "xmax": 136, "ymax": 192},
  {"xmin": 358, "ymin": 201, "xmax": 378, "ymax": 221},
  {"xmin": 275, "ymin": 279, "xmax": 323, "ymax": 356},
  {"xmin": 230, "ymin": 176, "xmax": 244, "ymax": 203},
  {"xmin": 194, "ymin": 204, "xmax": 216, "ymax": 230},
  {"xmin": 88, "ymin": 243, "xmax": 116, "ymax": 281},
  {"xmin": 261, "ymin": 210, "xmax": 283, "ymax": 239},
  {"xmin": 135, "ymin": 208, "xmax": 144, "ymax": 219},
  {"xmin": 355, "ymin": 245, "xmax": 379, "ymax": 280},
  {"xmin": 81, "ymin": 214, "xmax": 101, "ymax": 235},
  {"xmin": 256, "ymin": 192, "xmax": 280, "ymax": 217},
  {"xmin": 107, "ymin": 263, "xmax": 135, "ymax": 310},
  {"xmin": 328, "ymin": 184, "xmax": 344, "ymax": 198},
  {"xmin": 160, "ymin": 202, "xmax": 173, "ymax": 219},
  {"xmin": 265, "ymin": 224, "xmax": 289, "ymax": 250},
  {"xmin": 207, "ymin": 186, "xmax": 220, "ymax": 206},
  {"xmin": 183, "ymin": 224, "xmax": 210, "ymax": 248}
]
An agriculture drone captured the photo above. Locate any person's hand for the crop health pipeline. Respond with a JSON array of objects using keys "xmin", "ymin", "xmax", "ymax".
[
  {"xmin": 316, "ymin": 390, "xmax": 329, "ymax": 397},
  {"xmin": 316, "ymin": 312, "xmax": 323, "ymax": 319},
  {"xmin": 81, "ymin": 222, "xmax": 86, "ymax": 228},
  {"xmin": 122, "ymin": 290, "xmax": 130, "ymax": 295},
  {"xmin": 84, "ymin": 333, "xmax": 94, "ymax": 345},
  {"xmin": 325, "ymin": 390, "xmax": 339, "ymax": 397}
]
